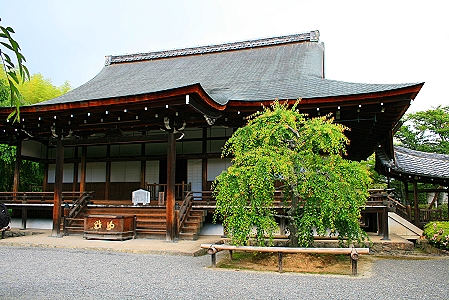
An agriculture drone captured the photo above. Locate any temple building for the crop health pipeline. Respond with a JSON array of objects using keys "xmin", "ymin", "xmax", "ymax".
[{"xmin": 0, "ymin": 30, "xmax": 423, "ymax": 240}]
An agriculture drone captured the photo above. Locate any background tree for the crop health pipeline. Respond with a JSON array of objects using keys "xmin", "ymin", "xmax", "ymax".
[
  {"xmin": 393, "ymin": 105, "xmax": 449, "ymax": 211},
  {"xmin": 0, "ymin": 72, "xmax": 71, "ymax": 191},
  {"xmin": 0, "ymin": 72, "xmax": 71, "ymax": 106},
  {"xmin": 14, "ymin": 73, "xmax": 70, "ymax": 105},
  {"xmin": 213, "ymin": 101, "xmax": 371, "ymax": 247},
  {"xmin": 395, "ymin": 105, "xmax": 449, "ymax": 154},
  {"xmin": 0, "ymin": 19, "xmax": 29, "ymax": 121}
]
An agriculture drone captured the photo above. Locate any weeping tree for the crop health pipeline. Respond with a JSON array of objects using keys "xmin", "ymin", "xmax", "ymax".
[{"xmin": 213, "ymin": 100, "xmax": 371, "ymax": 247}]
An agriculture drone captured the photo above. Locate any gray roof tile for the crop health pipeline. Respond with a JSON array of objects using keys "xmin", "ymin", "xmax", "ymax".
[
  {"xmin": 378, "ymin": 146, "xmax": 449, "ymax": 179},
  {"xmin": 38, "ymin": 31, "xmax": 420, "ymax": 106}
]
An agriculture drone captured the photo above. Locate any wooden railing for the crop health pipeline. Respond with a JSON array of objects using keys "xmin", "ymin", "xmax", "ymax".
[
  {"xmin": 63, "ymin": 192, "xmax": 94, "ymax": 235},
  {"xmin": 177, "ymin": 191, "xmax": 194, "ymax": 235},
  {"xmin": 67, "ymin": 192, "xmax": 93, "ymax": 218},
  {"xmin": 189, "ymin": 190, "xmax": 285, "ymax": 208},
  {"xmin": 419, "ymin": 209, "xmax": 443, "ymax": 224},
  {"xmin": 0, "ymin": 191, "xmax": 92, "ymax": 204},
  {"xmin": 146, "ymin": 182, "xmax": 191, "ymax": 201},
  {"xmin": 387, "ymin": 194, "xmax": 411, "ymax": 221}
]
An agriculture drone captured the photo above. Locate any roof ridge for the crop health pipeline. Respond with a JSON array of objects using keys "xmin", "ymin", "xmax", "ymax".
[{"xmin": 105, "ymin": 30, "xmax": 320, "ymax": 65}]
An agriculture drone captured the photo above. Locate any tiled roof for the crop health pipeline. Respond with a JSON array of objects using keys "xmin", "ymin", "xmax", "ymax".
[
  {"xmin": 377, "ymin": 146, "xmax": 449, "ymax": 179},
  {"xmin": 38, "ymin": 30, "xmax": 421, "ymax": 106},
  {"xmin": 107, "ymin": 31, "xmax": 320, "ymax": 64}
]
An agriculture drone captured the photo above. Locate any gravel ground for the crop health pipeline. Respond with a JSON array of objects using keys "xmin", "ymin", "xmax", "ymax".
[{"xmin": 1, "ymin": 246, "xmax": 448, "ymax": 300}]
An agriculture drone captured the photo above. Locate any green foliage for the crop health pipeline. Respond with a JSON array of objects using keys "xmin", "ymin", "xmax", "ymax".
[
  {"xmin": 0, "ymin": 19, "xmax": 30, "ymax": 121},
  {"xmin": 0, "ymin": 71, "xmax": 72, "ymax": 106},
  {"xmin": 0, "ymin": 144, "xmax": 15, "ymax": 191},
  {"xmin": 213, "ymin": 100, "xmax": 371, "ymax": 247},
  {"xmin": 395, "ymin": 106, "xmax": 449, "ymax": 154},
  {"xmin": 0, "ymin": 144, "xmax": 43, "ymax": 192},
  {"xmin": 16, "ymin": 73, "xmax": 71, "ymax": 105},
  {"xmin": 423, "ymin": 221, "xmax": 449, "ymax": 250}
]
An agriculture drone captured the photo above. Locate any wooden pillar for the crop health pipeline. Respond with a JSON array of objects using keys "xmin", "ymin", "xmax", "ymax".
[
  {"xmin": 14, "ymin": 142, "xmax": 24, "ymax": 229},
  {"xmin": 105, "ymin": 145, "xmax": 111, "ymax": 200},
  {"xmin": 141, "ymin": 143, "xmax": 146, "ymax": 189},
  {"xmin": 52, "ymin": 138, "xmax": 64, "ymax": 237},
  {"xmin": 13, "ymin": 141, "xmax": 22, "ymax": 193},
  {"xmin": 404, "ymin": 181, "xmax": 409, "ymax": 204},
  {"xmin": 80, "ymin": 145, "xmax": 87, "ymax": 193},
  {"xmin": 166, "ymin": 132, "xmax": 176, "ymax": 241},
  {"xmin": 42, "ymin": 163, "xmax": 48, "ymax": 192},
  {"xmin": 202, "ymin": 127, "xmax": 208, "ymax": 191},
  {"xmin": 72, "ymin": 147, "xmax": 79, "ymax": 192},
  {"xmin": 413, "ymin": 180, "xmax": 420, "ymax": 227}
]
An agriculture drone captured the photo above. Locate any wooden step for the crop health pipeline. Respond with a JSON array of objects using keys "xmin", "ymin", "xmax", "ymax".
[{"xmin": 178, "ymin": 232, "xmax": 198, "ymax": 240}]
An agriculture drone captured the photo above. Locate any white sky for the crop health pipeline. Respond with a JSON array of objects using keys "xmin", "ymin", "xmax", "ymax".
[{"xmin": 2, "ymin": 0, "xmax": 448, "ymax": 113}]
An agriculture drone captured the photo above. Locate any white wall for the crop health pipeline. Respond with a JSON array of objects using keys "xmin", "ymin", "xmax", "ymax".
[
  {"xmin": 207, "ymin": 158, "xmax": 232, "ymax": 182},
  {"xmin": 145, "ymin": 160, "xmax": 159, "ymax": 184},
  {"xmin": 21, "ymin": 140, "xmax": 46, "ymax": 159},
  {"xmin": 188, "ymin": 159, "xmax": 202, "ymax": 192},
  {"xmin": 48, "ymin": 163, "xmax": 74, "ymax": 183},
  {"xmin": 48, "ymin": 162, "xmax": 106, "ymax": 183}
]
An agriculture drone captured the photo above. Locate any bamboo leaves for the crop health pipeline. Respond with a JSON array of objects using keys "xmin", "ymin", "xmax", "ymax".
[{"xmin": 0, "ymin": 19, "xmax": 30, "ymax": 122}]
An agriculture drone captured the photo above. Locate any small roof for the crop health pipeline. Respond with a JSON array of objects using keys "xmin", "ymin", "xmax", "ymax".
[
  {"xmin": 39, "ymin": 30, "xmax": 419, "ymax": 106},
  {"xmin": 377, "ymin": 146, "xmax": 449, "ymax": 184}
]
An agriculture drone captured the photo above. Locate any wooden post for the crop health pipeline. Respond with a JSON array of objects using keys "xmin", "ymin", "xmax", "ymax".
[
  {"xmin": 72, "ymin": 147, "xmax": 78, "ymax": 192},
  {"xmin": 202, "ymin": 127, "xmax": 208, "ymax": 191},
  {"xmin": 43, "ymin": 163, "xmax": 48, "ymax": 192},
  {"xmin": 52, "ymin": 138, "xmax": 64, "ymax": 237},
  {"xmin": 381, "ymin": 206, "xmax": 390, "ymax": 240},
  {"xmin": 404, "ymin": 180, "xmax": 412, "ymax": 221},
  {"xmin": 13, "ymin": 141, "xmax": 21, "ymax": 194},
  {"xmin": 166, "ymin": 132, "xmax": 176, "ymax": 241},
  {"xmin": 21, "ymin": 209, "xmax": 27, "ymax": 230},
  {"xmin": 413, "ymin": 181, "xmax": 420, "ymax": 226},
  {"xmin": 80, "ymin": 146, "xmax": 87, "ymax": 193},
  {"xmin": 140, "ymin": 143, "xmax": 146, "ymax": 189},
  {"xmin": 211, "ymin": 253, "xmax": 216, "ymax": 267},
  {"xmin": 105, "ymin": 145, "xmax": 111, "ymax": 200},
  {"xmin": 14, "ymin": 142, "xmax": 25, "ymax": 228}
]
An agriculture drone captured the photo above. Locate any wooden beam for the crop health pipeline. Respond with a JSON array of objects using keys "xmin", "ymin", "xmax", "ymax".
[
  {"xmin": 166, "ymin": 132, "xmax": 176, "ymax": 241},
  {"xmin": 60, "ymin": 133, "xmax": 183, "ymax": 147},
  {"xmin": 200, "ymin": 244, "xmax": 370, "ymax": 254},
  {"xmin": 52, "ymin": 138, "xmax": 64, "ymax": 237}
]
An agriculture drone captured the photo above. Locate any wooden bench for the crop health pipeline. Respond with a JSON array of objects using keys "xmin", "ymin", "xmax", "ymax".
[{"xmin": 201, "ymin": 244, "xmax": 369, "ymax": 275}]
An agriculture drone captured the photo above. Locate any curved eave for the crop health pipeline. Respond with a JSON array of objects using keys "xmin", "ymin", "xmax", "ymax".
[
  {"xmin": 226, "ymin": 82, "xmax": 424, "ymax": 108},
  {"xmin": 2, "ymin": 83, "xmax": 225, "ymax": 116},
  {"xmin": 378, "ymin": 166, "xmax": 449, "ymax": 185}
]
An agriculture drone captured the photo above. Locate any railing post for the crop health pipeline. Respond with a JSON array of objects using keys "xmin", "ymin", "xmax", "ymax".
[
  {"xmin": 175, "ymin": 209, "xmax": 180, "ymax": 239},
  {"xmin": 381, "ymin": 206, "xmax": 390, "ymax": 240},
  {"xmin": 21, "ymin": 208, "xmax": 27, "ymax": 230}
]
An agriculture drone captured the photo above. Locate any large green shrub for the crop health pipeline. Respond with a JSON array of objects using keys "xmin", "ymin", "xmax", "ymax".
[
  {"xmin": 423, "ymin": 221, "xmax": 449, "ymax": 250},
  {"xmin": 213, "ymin": 100, "xmax": 371, "ymax": 247}
]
